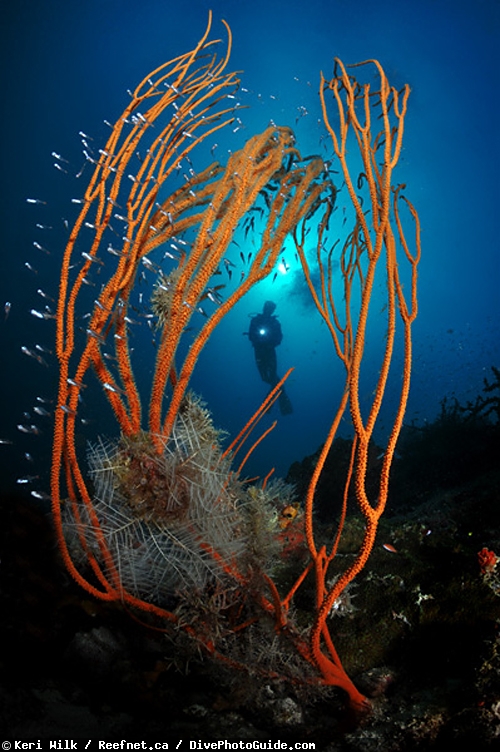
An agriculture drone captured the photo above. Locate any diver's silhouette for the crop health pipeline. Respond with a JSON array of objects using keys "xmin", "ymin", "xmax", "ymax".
[{"xmin": 246, "ymin": 301, "xmax": 293, "ymax": 415}]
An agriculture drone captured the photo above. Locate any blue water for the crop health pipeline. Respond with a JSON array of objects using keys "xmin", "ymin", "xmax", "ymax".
[{"xmin": 0, "ymin": 0, "xmax": 498, "ymax": 492}]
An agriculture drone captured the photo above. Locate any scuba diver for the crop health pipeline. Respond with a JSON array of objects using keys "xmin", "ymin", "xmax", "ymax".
[{"xmin": 245, "ymin": 300, "xmax": 293, "ymax": 415}]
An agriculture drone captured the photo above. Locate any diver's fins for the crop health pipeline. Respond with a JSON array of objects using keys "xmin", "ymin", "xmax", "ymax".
[{"xmin": 279, "ymin": 389, "xmax": 293, "ymax": 416}]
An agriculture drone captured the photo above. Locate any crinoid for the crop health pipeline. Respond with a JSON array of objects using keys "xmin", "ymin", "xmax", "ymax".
[
  {"xmin": 150, "ymin": 268, "xmax": 184, "ymax": 330},
  {"xmin": 63, "ymin": 392, "xmax": 251, "ymax": 604}
]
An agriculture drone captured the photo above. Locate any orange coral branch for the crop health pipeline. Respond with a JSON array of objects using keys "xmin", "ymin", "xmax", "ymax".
[
  {"xmin": 293, "ymin": 59, "xmax": 420, "ymax": 705},
  {"xmin": 50, "ymin": 22, "xmax": 419, "ymax": 715}
]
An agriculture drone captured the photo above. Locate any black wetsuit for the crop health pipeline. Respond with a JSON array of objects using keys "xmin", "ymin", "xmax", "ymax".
[
  {"xmin": 248, "ymin": 313, "xmax": 283, "ymax": 386},
  {"xmin": 248, "ymin": 313, "xmax": 292, "ymax": 415}
]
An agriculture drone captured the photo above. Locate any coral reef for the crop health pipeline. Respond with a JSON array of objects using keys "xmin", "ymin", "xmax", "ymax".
[
  {"xmin": 61, "ymin": 391, "xmax": 324, "ymax": 689},
  {"xmin": 2, "ymin": 373, "xmax": 500, "ymax": 746}
]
